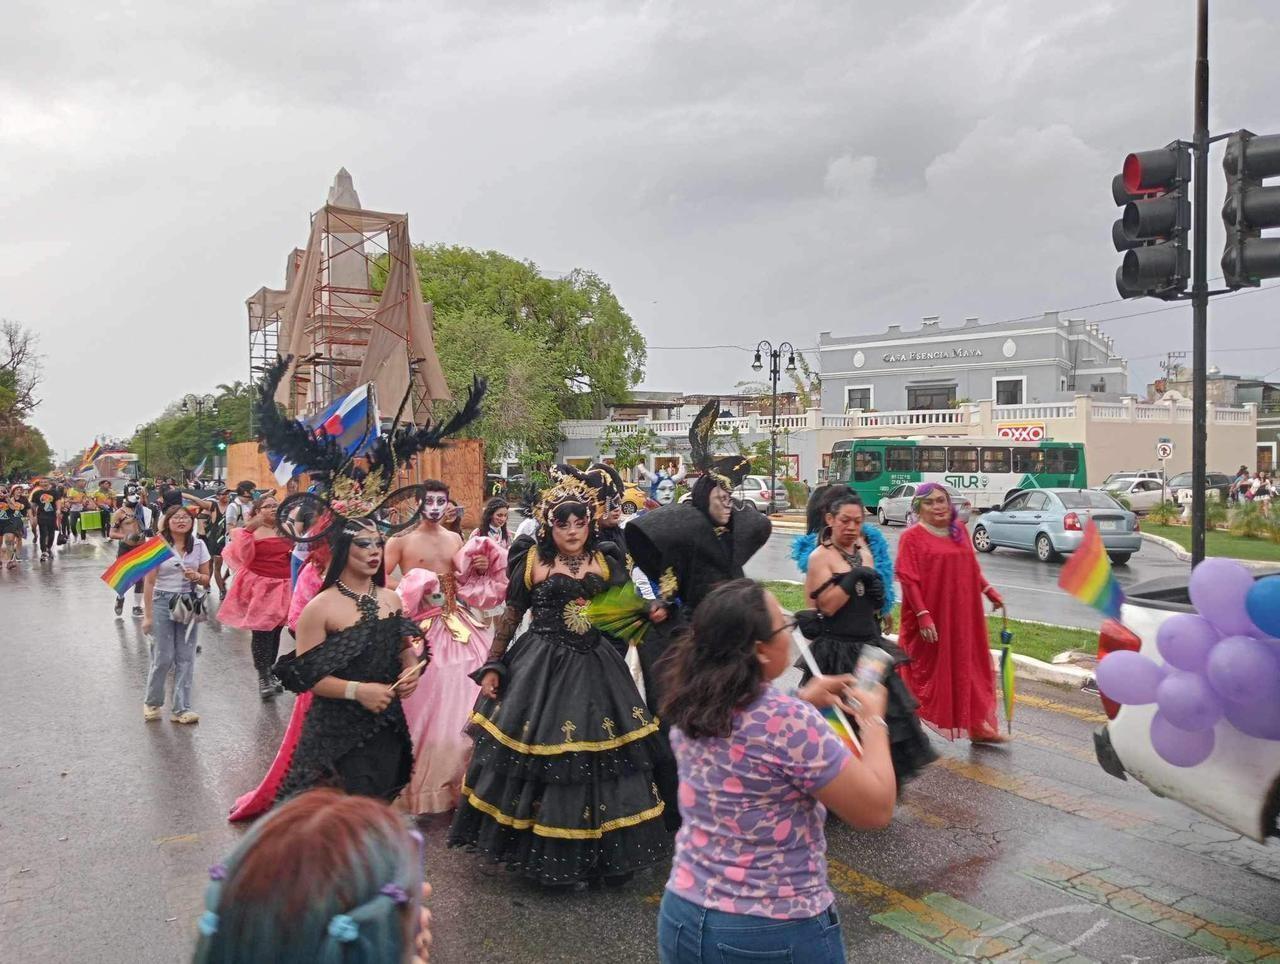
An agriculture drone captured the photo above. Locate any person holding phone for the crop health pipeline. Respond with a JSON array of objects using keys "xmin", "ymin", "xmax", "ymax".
[
  {"xmin": 142, "ymin": 505, "xmax": 211, "ymax": 724},
  {"xmin": 895, "ymin": 483, "xmax": 1007, "ymax": 744},
  {"xmin": 220, "ymin": 495, "xmax": 294, "ymax": 699},
  {"xmin": 657, "ymin": 579, "xmax": 896, "ymax": 964}
]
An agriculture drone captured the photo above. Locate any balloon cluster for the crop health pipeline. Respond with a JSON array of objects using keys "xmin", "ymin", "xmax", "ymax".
[{"xmin": 1096, "ymin": 560, "xmax": 1280, "ymax": 768}]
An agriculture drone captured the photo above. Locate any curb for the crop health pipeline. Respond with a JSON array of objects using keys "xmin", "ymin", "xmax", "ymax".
[{"xmin": 1141, "ymin": 532, "xmax": 1279, "ymax": 571}]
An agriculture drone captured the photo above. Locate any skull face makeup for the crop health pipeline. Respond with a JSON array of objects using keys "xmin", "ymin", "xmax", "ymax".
[
  {"xmin": 655, "ymin": 478, "xmax": 677, "ymax": 505},
  {"xmin": 422, "ymin": 491, "xmax": 449, "ymax": 522}
]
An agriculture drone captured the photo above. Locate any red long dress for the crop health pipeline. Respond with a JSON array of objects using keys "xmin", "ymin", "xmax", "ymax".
[{"xmin": 895, "ymin": 523, "xmax": 998, "ymax": 740}]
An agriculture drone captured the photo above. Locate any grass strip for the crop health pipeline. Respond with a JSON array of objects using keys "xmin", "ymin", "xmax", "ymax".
[{"xmin": 1141, "ymin": 524, "xmax": 1280, "ymax": 563}]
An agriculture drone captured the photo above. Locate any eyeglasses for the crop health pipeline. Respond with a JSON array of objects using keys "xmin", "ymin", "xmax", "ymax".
[{"xmin": 772, "ymin": 619, "xmax": 798, "ymax": 636}]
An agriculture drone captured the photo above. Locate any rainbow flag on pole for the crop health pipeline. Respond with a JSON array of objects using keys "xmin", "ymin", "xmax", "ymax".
[
  {"xmin": 101, "ymin": 536, "xmax": 174, "ymax": 594},
  {"xmin": 77, "ymin": 440, "xmax": 102, "ymax": 473},
  {"xmin": 1057, "ymin": 521, "xmax": 1125, "ymax": 619}
]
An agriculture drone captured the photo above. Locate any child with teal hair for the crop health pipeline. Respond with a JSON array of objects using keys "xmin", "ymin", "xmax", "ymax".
[{"xmin": 193, "ymin": 788, "xmax": 431, "ymax": 963}]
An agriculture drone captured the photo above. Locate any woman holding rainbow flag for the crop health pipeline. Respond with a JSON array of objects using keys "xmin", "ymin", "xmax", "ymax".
[{"xmin": 895, "ymin": 482, "xmax": 1007, "ymax": 743}]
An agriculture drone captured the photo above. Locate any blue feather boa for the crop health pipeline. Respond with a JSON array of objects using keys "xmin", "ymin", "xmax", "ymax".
[{"xmin": 788, "ymin": 524, "xmax": 896, "ymax": 611}]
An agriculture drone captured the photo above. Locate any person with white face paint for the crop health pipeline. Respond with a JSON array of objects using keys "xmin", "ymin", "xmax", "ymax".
[
  {"xmin": 384, "ymin": 480, "xmax": 507, "ymax": 815},
  {"xmin": 637, "ymin": 460, "xmax": 686, "ymax": 507}
]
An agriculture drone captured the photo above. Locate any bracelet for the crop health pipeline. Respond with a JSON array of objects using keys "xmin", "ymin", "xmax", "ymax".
[
  {"xmin": 915, "ymin": 610, "xmax": 930, "ymax": 617},
  {"xmin": 344, "ymin": 680, "xmax": 359, "ymax": 700}
]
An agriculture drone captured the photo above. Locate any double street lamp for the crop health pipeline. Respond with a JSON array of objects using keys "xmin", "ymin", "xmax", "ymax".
[{"xmin": 751, "ymin": 340, "xmax": 796, "ymax": 514}]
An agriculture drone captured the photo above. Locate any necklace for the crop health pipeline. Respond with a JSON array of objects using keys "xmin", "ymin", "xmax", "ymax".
[
  {"xmin": 336, "ymin": 579, "xmax": 380, "ymax": 619},
  {"xmin": 557, "ymin": 551, "xmax": 591, "ymax": 577}
]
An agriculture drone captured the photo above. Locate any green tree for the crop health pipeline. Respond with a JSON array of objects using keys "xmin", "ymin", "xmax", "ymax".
[
  {"xmin": 600, "ymin": 424, "xmax": 661, "ymax": 472},
  {"xmin": 0, "ymin": 321, "xmax": 47, "ymax": 478}
]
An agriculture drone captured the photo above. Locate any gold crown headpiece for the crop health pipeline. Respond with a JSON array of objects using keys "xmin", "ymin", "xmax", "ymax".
[{"xmin": 533, "ymin": 465, "xmax": 605, "ymax": 531}]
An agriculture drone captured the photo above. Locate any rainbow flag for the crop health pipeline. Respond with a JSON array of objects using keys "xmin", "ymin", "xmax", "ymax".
[
  {"xmin": 78, "ymin": 441, "xmax": 102, "ymax": 473},
  {"xmin": 821, "ymin": 705, "xmax": 862, "ymax": 757},
  {"xmin": 101, "ymin": 536, "xmax": 174, "ymax": 594},
  {"xmin": 1057, "ymin": 521, "xmax": 1125, "ymax": 618}
]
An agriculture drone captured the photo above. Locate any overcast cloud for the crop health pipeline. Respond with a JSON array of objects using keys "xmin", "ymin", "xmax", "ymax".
[{"xmin": 3, "ymin": 0, "xmax": 1279, "ymax": 458}]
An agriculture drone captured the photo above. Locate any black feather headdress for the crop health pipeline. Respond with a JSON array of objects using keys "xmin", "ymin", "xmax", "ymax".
[
  {"xmin": 688, "ymin": 398, "xmax": 751, "ymax": 490},
  {"xmin": 253, "ymin": 355, "xmax": 487, "ymax": 542}
]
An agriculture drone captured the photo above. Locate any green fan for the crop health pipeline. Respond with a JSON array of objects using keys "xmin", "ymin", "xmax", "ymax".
[{"xmin": 582, "ymin": 583, "xmax": 654, "ymax": 645}]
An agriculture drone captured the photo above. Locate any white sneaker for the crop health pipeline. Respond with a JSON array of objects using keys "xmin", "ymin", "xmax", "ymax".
[
  {"xmin": 143, "ymin": 705, "xmax": 162, "ymax": 721},
  {"xmin": 171, "ymin": 711, "xmax": 199, "ymax": 725}
]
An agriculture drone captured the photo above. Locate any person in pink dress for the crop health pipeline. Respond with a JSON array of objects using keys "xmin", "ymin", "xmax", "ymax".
[
  {"xmin": 395, "ymin": 534, "xmax": 508, "ymax": 816},
  {"xmin": 220, "ymin": 495, "xmax": 294, "ymax": 700},
  {"xmin": 895, "ymin": 482, "xmax": 1007, "ymax": 743}
]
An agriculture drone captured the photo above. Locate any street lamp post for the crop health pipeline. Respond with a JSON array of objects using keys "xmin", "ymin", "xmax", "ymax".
[
  {"xmin": 134, "ymin": 424, "xmax": 150, "ymax": 478},
  {"xmin": 751, "ymin": 340, "xmax": 796, "ymax": 514},
  {"xmin": 181, "ymin": 394, "xmax": 219, "ymax": 480}
]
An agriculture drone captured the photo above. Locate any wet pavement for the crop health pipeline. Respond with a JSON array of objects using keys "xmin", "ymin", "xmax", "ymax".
[
  {"xmin": 747, "ymin": 522, "xmax": 1191, "ymax": 632},
  {"xmin": 3, "ymin": 536, "xmax": 1279, "ymax": 964}
]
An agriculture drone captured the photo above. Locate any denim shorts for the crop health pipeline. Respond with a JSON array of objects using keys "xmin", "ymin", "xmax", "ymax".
[{"xmin": 658, "ymin": 889, "xmax": 846, "ymax": 964}]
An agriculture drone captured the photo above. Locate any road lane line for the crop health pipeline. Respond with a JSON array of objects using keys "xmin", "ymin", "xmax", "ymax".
[
  {"xmin": 1024, "ymin": 860, "xmax": 1280, "ymax": 961},
  {"xmin": 824, "ymin": 858, "xmax": 1100, "ymax": 962},
  {"xmin": 1016, "ymin": 693, "xmax": 1109, "ymax": 725}
]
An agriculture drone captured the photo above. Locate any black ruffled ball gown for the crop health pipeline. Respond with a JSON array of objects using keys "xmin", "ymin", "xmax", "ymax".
[{"xmin": 448, "ymin": 539, "xmax": 672, "ymax": 885}]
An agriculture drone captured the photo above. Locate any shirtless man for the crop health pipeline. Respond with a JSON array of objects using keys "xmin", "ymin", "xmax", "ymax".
[{"xmin": 384, "ymin": 481, "xmax": 488, "ymax": 586}]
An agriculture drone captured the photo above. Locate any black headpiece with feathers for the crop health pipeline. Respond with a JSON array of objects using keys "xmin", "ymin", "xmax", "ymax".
[
  {"xmin": 688, "ymin": 398, "xmax": 751, "ymax": 491},
  {"xmin": 253, "ymin": 355, "xmax": 487, "ymax": 543}
]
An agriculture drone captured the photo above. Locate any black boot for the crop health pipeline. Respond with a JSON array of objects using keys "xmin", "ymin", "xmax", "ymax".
[{"xmin": 258, "ymin": 673, "xmax": 276, "ymax": 700}]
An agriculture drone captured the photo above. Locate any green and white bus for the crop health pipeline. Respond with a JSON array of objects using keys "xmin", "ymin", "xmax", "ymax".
[{"xmin": 826, "ymin": 438, "xmax": 1088, "ymax": 510}]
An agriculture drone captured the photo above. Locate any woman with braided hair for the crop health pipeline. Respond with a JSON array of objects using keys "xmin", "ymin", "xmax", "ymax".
[{"xmin": 193, "ymin": 788, "xmax": 432, "ymax": 963}]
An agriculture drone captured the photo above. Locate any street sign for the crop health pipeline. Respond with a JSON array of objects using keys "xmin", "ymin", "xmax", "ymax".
[{"xmin": 1156, "ymin": 441, "xmax": 1174, "ymax": 460}]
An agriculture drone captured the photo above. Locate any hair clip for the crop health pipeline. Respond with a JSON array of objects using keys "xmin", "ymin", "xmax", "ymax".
[
  {"xmin": 328, "ymin": 914, "xmax": 359, "ymax": 943},
  {"xmin": 379, "ymin": 883, "xmax": 410, "ymax": 905},
  {"xmin": 208, "ymin": 864, "xmax": 227, "ymax": 881},
  {"xmin": 197, "ymin": 911, "xmax": 219, "ymax": 936}
]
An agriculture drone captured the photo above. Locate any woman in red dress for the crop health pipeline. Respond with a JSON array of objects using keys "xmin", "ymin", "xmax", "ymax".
[{"xmin": 895, "ymin": 483, "xmax": 1008, "ymax": 743}]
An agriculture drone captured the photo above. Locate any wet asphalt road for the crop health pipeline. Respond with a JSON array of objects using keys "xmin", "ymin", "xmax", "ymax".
[
  {"xmin": 3, "ymin": 536, "xmax": 1278, "ymax": 964},
  {"xmin": 746, "ymin": 521, "xmax": 1191, "ymax": 632}
]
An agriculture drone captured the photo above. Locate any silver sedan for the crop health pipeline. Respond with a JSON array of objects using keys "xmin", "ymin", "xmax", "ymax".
[{"xmin": 876, "ymin": 482, "xmax": 973, "ymax": 526}]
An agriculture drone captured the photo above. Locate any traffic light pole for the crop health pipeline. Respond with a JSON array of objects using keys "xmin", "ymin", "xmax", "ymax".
[{"xmin": 1190, "ymin": 0, "xmax": 1209, "ymax": 567}]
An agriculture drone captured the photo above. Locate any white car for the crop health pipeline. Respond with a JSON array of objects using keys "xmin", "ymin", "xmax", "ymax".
[
  {"xmin": 1092, "ymin": 574, "xmax": 1280, "ymax": 842},
  {"xmin": 876, "ymin": 483, "xmax": 973, "ymax": 526},
  {"xmin": 1100, "ymin": 477, "xmax": 1170, "ymax": 514}
]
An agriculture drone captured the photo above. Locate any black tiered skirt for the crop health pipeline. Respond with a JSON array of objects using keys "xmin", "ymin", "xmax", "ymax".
[{"xmin": 447, "ymin": 628, "xmax": 673, "ymax": 885}]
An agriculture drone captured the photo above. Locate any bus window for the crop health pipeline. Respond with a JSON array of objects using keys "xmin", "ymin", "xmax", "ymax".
[
  {"xmin": 886, "ymin": 447, "xmax": 914, "ymax": 472},
  {"xmin": 829, "ymin": 450, "xmax": 851, "ymax": 482},
  {"xmin": 981, "ymin": 447, "xmax": 1010, "ymax": 473},
  {"xmin": 948, "ymin": 447, "xmax": 979, "ymax": 473},
  {"xmin": 854, "ymin": 449, "xmax": 883, "ymax": 482},
  {"xmin": 916, "ymin": 446, "xmax": 946, "ymax": 473},
  {"xmin": 1013, "ymin": 448, "xmax": 1045, "ymax": 474},
  {"xmin": 1045, "ymin": 448, "xmax": 1080, "ymax": 474}
]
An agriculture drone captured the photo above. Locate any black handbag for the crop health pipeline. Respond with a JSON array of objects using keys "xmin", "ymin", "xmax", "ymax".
[{"xmin": 56, "ymin": 531, "xmax": 68, "ymax": 546}]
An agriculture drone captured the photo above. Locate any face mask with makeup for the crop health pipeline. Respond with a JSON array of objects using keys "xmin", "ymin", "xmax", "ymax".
[{"xmin": 422, "ymin": 492, "xmax": 449, "ymax": 522}]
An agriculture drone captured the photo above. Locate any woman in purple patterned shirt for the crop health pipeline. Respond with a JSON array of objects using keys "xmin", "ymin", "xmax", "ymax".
[{"xmin": 657, "ymin": 579, "xmax": 896, "ymax": 964}]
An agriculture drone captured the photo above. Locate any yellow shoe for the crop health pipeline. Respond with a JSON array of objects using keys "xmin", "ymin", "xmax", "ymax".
[
  {"xmin": 143, "ymin": 705, "xmax": 162, "ymax": 721},
  {"xmin": 171, "ymin": 711, "xmax": 199, "ymax": 725}
]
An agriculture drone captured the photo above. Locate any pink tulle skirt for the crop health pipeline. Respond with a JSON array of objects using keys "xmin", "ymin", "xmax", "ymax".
[{"xmin": 219, "ymin": 571, "xmax": 292, "ymax": 631}]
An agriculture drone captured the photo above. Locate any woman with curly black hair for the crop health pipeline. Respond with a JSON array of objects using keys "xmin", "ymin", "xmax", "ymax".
[{"xmin": 449, "ymin": 467, "xmax": 671, "ymax": 888}]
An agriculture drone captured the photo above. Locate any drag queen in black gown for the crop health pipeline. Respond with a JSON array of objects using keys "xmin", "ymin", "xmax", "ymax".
[{"xmin": 449, "ymin": 467, "xmax": 671, "ymax": 886}]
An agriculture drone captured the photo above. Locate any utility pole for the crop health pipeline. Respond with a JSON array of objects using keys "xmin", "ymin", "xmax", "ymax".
[
  {"xmin": 1159, "ymin": 351, "xmax": 1189, "ymax": 386},
  {"xmin": 1190, "ymin": 0, "xmax": 1209, "ymax": 566}
]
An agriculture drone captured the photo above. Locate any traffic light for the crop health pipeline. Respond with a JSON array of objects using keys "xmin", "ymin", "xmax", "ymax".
[
  {"xmin": 1221, "ymin": 130, "xmax": 1280, "ymax": 288},
  {"xmin": 213, "ymin": 430, "xmax": 230, "ymax": 452},
  {"xmin": 1112, "ymin": 143, "xmax": 1191, "ymax": 299}
]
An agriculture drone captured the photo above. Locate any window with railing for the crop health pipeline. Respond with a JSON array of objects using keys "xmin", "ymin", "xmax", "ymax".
[{"xmin": 907, "ymin": 385, "xmax": 956, "ymax": 410}]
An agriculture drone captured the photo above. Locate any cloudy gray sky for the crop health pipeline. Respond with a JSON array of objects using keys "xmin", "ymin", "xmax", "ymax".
[{"xmin": 4, "ymin": 0, "xmax": 1279, "ymax": 459}]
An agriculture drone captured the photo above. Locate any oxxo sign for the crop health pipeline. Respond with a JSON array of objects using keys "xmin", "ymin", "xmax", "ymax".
[{"xmin": 996, "ymin": 422, "xmax": 1046, "ymax": 442}]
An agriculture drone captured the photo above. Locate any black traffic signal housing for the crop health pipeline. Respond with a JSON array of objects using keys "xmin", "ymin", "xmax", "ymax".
[
  {"xmin": 213, "ymin": 429, "xmax": 230, "ymax": 452},
  {"xmin": 1221, "ymin": 130, "xmax": 1280, "ymax": 288},
  {"xmin": 1112, "ymin": 143, "xmax": 1191, "ymax": 299}
]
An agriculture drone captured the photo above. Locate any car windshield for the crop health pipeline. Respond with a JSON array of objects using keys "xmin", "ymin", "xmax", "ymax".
[
  {"xmin": 1102, "ymin": 479, "xmax": 1135, "ymax": 490},
  {"xmin": 1059, "ymin": 491, "xmax": 1124, "ymax": 509},
  {"xmin": 1168, "ymin": 473, "xmax": 1193, "ymax": 487},
  {"xmin": 1102, "ymin": 473, "xmax": 1133, "ymax": 484}
]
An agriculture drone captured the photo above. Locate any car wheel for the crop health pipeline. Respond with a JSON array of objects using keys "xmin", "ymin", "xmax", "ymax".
[
  {"xmin": 621, "ymin": 500, "xmax": 638, "ymax": 516},
  {"xmin": 1108, "ymin": 552, "xmax": 1131, "ymax": 566},
  {"xmin": 878, "ymin": 507, "xmax": 889, "ymax": 526},
  {"xmin": 1036, "ymin": 533, "xmax": 1060, "ymax": 563},
  {"xmin": 972, "ymin": 525, "xmax": 994, "ymax": 553}
]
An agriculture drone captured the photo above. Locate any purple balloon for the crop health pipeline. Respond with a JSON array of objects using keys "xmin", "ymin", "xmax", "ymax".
[
  {"xmin": 1150, "ymin": 710, "xmax": 1216, "ymax": 767},
  {"xmin": 1205, "ymin": 635, "xmax": 1280, "ymax": 705},
  {"xmin": 1223, "ymin": 696, "xmax": 1280, "ymax": 741},
  {"xmin": 1156, "ymin": 614, "xmax": 1220, "ymax": 672},
  {"xmin": 1190, "ymin": 558, "xmax": 1262, "ymax": 637},
  {"xmin": 1096, "ymin": 650, "xmax": 1165, "ymax": 706},
  {"xmin": 1155, "ymin": 671, "xmax": 1223, "ymax": 732},
  {"xmin": 1245, "ymin": 576, "xmax": 1280, "ymax": 639}
]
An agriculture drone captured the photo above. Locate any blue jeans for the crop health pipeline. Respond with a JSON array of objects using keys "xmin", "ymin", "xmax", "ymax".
[
  {"xmin": 145, "ymin": 591, "xmax": 198, "ymax": 713},
  {"xmin": 658, "ymin": 890, "xmax": 846, "ymax": 964}
]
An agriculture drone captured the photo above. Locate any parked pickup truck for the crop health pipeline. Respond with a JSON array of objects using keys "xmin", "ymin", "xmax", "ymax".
[{"xmin": 1092, "ymin": 573, "xmax": 1280, "ymax": 843}]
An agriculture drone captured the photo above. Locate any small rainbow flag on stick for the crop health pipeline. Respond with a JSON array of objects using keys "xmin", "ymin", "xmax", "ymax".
[
  {"xmin": 77, "ymin": 440, "xmax": 102, "ymax": 473},
  {"xmin": 101, "ymin": 536, "xmax": 174, "ymax": 594},
  {"xmin": 1057, "ymin": 521, "xmax": 1125, "ymax": 619}
]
